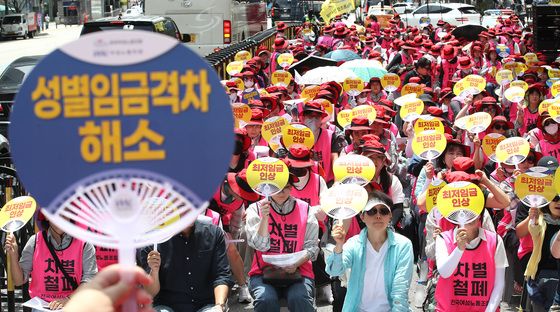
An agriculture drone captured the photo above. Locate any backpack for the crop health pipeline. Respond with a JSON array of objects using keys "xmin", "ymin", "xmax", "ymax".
[{"xmin": 422, "ymin": 270, "xmax": 439, "ymax": 312}]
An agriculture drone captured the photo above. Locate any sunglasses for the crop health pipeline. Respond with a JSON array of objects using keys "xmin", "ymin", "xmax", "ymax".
[
  {"xmin": 365, "ymin": 206, "xmax": 391, "ymax": 216},
  {"xmin": 492, "ymin": 124, "xmax": 509, "ymax": 131}
]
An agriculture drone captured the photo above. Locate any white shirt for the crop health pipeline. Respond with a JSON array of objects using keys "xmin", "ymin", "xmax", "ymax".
[{"xmin": 360, "ymin": 240, "xmax": 391, "ymax": 312}]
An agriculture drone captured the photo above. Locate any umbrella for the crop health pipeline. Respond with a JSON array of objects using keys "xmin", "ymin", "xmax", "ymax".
[
  {"xmin": 339, "ymin": 59, "xmax": 388, "ymax": 82},
  {"xmin": 324, "ymin": 49, "xmax": 362, "ymax": 62},
  {"xmin": 299, "ymin": 66, "xmax": 358, "ymax": 85},
  {"xmin": 289, "ymin": 54, "xmax": 339, "ymax": 76},
  {"xmin": 451, "ymin": 24, "xmax": 487, "ymax": 41}
]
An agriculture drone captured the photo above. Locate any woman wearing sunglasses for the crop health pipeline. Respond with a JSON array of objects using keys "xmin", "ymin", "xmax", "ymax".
[{"xmin": 326, "ymin": 190, "xmax": 414, "ymax": 312}]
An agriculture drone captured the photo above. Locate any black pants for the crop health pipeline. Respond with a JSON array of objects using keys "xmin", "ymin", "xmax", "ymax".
[{"xmin": 331, "ymin": 278, "xmax": 346, "ymax": 312}]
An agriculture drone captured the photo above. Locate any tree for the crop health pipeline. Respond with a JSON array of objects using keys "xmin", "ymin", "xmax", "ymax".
[{"xmin": 5, "ymin": 0, "xmax": 28, "ymax": 13}]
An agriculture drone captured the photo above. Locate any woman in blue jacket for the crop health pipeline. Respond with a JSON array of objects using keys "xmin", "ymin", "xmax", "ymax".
[{"xmin": 326, "ymin": 190, "xmax": 414, "ymax": 312}]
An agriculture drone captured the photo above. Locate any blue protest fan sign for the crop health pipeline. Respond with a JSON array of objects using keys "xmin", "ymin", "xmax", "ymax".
[{"xmin": 10, "ymin": 30, "xmax": 234, "ymax": 214}]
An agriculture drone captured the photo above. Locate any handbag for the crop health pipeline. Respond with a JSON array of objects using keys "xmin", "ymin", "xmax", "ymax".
[{"xmin": 260, "ymin": 213, "xmax": 303, "ymax": 287}]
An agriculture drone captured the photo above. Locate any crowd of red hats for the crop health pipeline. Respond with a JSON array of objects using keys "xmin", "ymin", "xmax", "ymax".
[{"xmin": 216, "ymin": 11, "xmax": 560, "ymax": 311}]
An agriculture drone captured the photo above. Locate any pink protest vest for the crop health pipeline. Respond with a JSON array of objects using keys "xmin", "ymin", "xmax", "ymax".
[
  {"xmin": 539, "ymin": 139, "xmax": 560, "ymax": 159},
  {"xmin": 249, "ymin": 199, "xmax": 314, "ymax": 279},
  {"xmin": 314, "ymin": 128, "xmax": 334, "ymax": 183},
  {"xmin": 30, "ymin": 231, "xmax": 84, "ymax": 302},
  {"xmin": 399, "ymin": 52, "xmax": 413, "ymax": 81},
  {"xmin": 441, "ymin": 59, "xmax": 458, "ymax": 89},
  {"xmin": 519, "ymin": 108, "xmax": 539, "ymax": 136},
  {"xmin": 95, "ymin": 246, "xmax": 118, "ymax": 270},
  {"xmin": 205, "ymin": 209, "xmax": 221, "ymax": 226},
  {"xmin": 291, "ymin": 172, "xmax": 320, "ymax": 206},
  {"xmin": 343, "ymin": 144, "xmax": 354, "ymax": 155},
  {"xmin": 435, "ymin": 229, "xmax": 497, "ymax": 312}
]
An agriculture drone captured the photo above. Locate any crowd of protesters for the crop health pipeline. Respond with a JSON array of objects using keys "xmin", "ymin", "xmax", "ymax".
[{"xmin": 6, "ymin": 10, "xmax": 560, "ymax": 312}]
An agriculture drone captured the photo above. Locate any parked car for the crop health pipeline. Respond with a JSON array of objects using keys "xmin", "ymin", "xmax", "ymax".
[
  {"xmin": 401, "ymin": 3, "xmax": 481, "ymax": 27},
  {"xmin": 81, "ymin": 16, "xmax": 186, "ymax": 42},
  {"xmin": 481, "ymin": 9, "xmax": 524, "ymax": 28},
  {"xmin": 367, "ymin": 6, "xmax": 397, "ymax": 28},
  {"xmin": 0, "ymin": 55, "xmax": 42, "ymax": 122},
  {"xmin": 393, "ymin": 2, "xmax": 415, "ymax": 14},
  {"xmin": 0, "ymin": 13, "xmax": 38, "ymax": 39}
]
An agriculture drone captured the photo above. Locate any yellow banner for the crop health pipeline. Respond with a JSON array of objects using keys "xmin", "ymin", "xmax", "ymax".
[{"xmin": 320, "ymin": 0, "xmax": 355, "ymax": 24}]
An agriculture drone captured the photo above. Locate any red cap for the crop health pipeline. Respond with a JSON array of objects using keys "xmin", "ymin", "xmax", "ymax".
[
  {"xmin": 286, "ymin": 144, "xmax": 314, "ymax": 168},
  {"xmin": 227, "ymin": 169, "xmax": 259, "ymax": 201}
]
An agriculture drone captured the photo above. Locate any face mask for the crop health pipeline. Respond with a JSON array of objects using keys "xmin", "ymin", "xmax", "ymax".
[
  {"xmin": 304, "ymin": 117, "xmax": 321, "ymax": 132},
  {"xmin": 545, "ymin": 123, "xmax": 558, "ymax": 135},
  {"xmin": 357, "ymin": 97, "xmax": 367, "ymax": 104},
  {"xmin": 244, "ymin": 79, "xmax": 254, "ymax": 88},
  {"xmin": 229, "ymin": 93, "xmax": 237, "ymax": 102}
]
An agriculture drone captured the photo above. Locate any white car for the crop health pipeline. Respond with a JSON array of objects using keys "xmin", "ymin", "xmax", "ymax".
[
  {"xmin": 481, "ymin": 9, "xmax": 523, "ymax": 28},
  {"xmin": 401, "ymin": 3, "xmax": 481, "ymax": 27},
  {"xmin": 393, "ymin": 2, "xmax": 415, "ymax": 14}
]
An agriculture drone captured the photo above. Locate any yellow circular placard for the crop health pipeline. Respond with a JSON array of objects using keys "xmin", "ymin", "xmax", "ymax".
[
  {"xmin": 235, "ymin": 50, "xmax": 252, "ymax": 62},
  {"xmin": 281, "ymin": 124, "xmax": 315, "ymax": 149},
  {"xmin": 301, "ymin": 85, "xmax": 321, "ymax": 102},
  {"xmin": 504, "ymin": 86, "xmax": 526, "ymax": 103},
  {"xmin": 524, "ymin": 53, "xmax": 538, "ymax": 65},
  {"xmin": 0, "ymin": 196, "xmax": 37, "ymax": 233},
  {"xmin": 539, "ymin": 99, "xmax": 560, "ymax": 115},
  {"xmin": 482, "ymin": 133, "xmax": 506, "ymax": 162},
  {"xmin": 277, "ymin": 53, "xmax": 295, "ymax": 68},
  {"xmin": 549, "ymin": 68, "xmax": 560, "ymax": 79},
  {"xmin": 381, "ymin": 73, "xmax": 401, "ymax": 92},
  {"xmin": 465, "ymin": 112, "xmax": 492, "ymax": 134},
  {"xmin": 343, "ymin": 77, "xmax": 365, "ymax": 96},
  {"xmin": 515, "ymin": 170, "xmax": 556, "ymax": 208},
  {"xmin": 401, "ymin": 83, "xmax": 424, "ymax": 96},
  {"xmin": 549, "ymin": 103, "xmax": 560, "ymax": 123},
  {"xmin": 320, "ymin": 184, "xmax": 369, "ymax": 220},
  {"xmin": 510, "ymin": 80, "xmax": 529, "ymax": 91},
  {"xmin": 352, "ymin": 105, "xmax": 377, "ymax": 123},
  {"xmin": 412, "ymin": 131, "xmax": 447, "ymax": 160},
  {"xmin": 333, "ymin": 154, "xmax": 376, "ymax": 186},
  {"xmin": 437, "ymin": 182, "xmax": 485, "ymax": 225},
  {"xmin": 246, "ymin": 157, "xmax": 289, "ymax": 196},
  {"xmin": 495, "ymin": 69, "xmax": 513, "ymax": 85},
  {"xmin": 226, "ymin": 61, "xmax": 244, "ymax": 76},
  {"xmin": 231, "ymin": 77, "xmax": 245, "ymax": 91},
  {"xmin": 315, "ymin": 98, "xmax": 334, "ymax": 117},
  {"xmin": 400, "ymin": 98, "xmax": 424, "ymax": 122},
  {"xmin": 271, "ymin": 70, "xmax": 293, "ymax": 87},
  {"xmin": 261, "ymin": 116, "xmax": 289, "ymax": 143},
  {"xmin": 426, "ymin": 179, "xmax": 447, "ymax": 213},
  {"xmin": 554, "ymin": 168, "xmax": 560, "ymax": 195},
  {"xmin": 337, "ymin": 109, "xmax": 353, "ymax": 128},
  {"xmin": 231, "ymin": 103, "xmax": 252, "ymax": 128},
  {"xmin": 551, "ymin": 81, "xmax": 560, "ymax": 98},
  {"xmin": 414, "ymin": 116, "xmax": 444, "ymax": 134},
  {"xmin": 394, "ymin": 93, "xmax": 418, "ymax": 107},
  {"xmin": 495, "ymin": 137, "xmax": 530, "ymax": 165},
  {"xmin": 460, "ymin": 74, "xmax": 486, "ymax": 95}
]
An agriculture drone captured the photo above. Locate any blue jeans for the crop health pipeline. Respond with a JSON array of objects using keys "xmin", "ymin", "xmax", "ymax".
[{"xmin": 249, "ymin": 275, "xmax": 315, "ymax": 312}]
